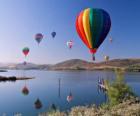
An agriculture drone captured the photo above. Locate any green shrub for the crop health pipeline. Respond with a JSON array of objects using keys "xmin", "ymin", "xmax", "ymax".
[{"xmin": 107, "ymin": 69, "xmax": 135, "ymax": 107}]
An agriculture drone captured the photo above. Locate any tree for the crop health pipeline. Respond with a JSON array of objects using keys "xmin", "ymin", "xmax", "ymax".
[{"xmin": 107, "ymin": 69, "xmax": 134, "ymax": 106}]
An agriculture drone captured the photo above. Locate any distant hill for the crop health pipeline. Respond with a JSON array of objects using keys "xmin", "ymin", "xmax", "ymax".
[
  {"xmin": 0, "ymin": 62, "xmax": 50, "ymax": 70},
  {"xmin": 47, "ymin": 59, "xmax": 140, "ymax": 71},
  {"xmin": 0, "ymin": 59, "xmax": 140, "ymax": 72}
]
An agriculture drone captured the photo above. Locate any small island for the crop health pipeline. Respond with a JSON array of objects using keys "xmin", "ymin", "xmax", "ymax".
[
  {"xmin": 0, "ymin": 76, "xmax": 34, "ymax": 82},
  {"xmin": 0, "ymin": 70, "xmax": 7, "ymax": 72}
]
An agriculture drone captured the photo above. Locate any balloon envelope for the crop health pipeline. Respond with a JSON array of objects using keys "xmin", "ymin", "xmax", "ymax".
[
  {"xmin": 104, "ymin": 55, "xmax": 109, "ymax": 61},
  {"xmin": 35, "ymin": 33, "xmax": 43, "ymax": 44},
  {"xmin": 76, "ymin": 8, "xmax": 111, "ymax": 60},
  {"xmin": 22, "ymin": 47, "xmax": 29, "ymax": 57},
  {"xmin": 67, "ymin": 40, "xmax": 73, "ymax": 49},
  {"xmin": 51, "ymin": 32, "xmax": 56, "ymax": 38}
]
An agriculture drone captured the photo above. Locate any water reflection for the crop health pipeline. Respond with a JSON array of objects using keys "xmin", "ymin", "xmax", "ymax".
[
  {"xmin": 58, "ymin": 78, "xmax": 61, "ymax": 98},
  {"xmin": 67, "ymin": 91, "xmax": 73, "ymax": 103},
  {"xmin": 34, "ymin": 98, "xmax": 43, "ymax": 109},
  {"xmin": 22, "ymin": 61, "xmax": 27, "ymax": 77},
  {"xmin": 0, "ymin": 70, "xmax": 139, "ymax": 115},
  {"xmin": 50, "ymin": 103, "xmax": 57, "ymax": 111},
  {"xmin": 22, "ymin": 85, "xmax": 29, "ymax": 95},
  {"xmin": 98, "ymin": 77, "xmax": 107, "ymax": 92},
  {"xmin": 98, "ymin": 77, "xmax": 108, "ymax": 103},
  {"xmin": 21, "ymin": 80, "xmax": 29, "ymax": 96}
]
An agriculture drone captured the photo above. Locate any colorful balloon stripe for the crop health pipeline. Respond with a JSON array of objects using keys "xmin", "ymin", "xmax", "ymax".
[{"xmin": 76, "ymin": 8, "xmax": 111, "ymax": 57}]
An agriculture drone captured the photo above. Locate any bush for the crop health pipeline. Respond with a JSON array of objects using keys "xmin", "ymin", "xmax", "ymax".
[{"xmin": 107, "ymin": 69, "xmax": 135, "ymax": 107}]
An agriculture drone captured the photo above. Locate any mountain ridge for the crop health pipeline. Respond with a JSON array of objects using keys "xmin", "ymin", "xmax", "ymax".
[
  {"xmin": 46, "ymin": 58, "xmax": 140, "ymax": 71},
  {"xmin": 0, "ymin": 58, "xmax": 140, "ymax": 71}
]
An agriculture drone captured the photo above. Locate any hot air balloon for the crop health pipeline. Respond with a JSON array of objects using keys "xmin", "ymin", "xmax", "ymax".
[
  {"xmin": 23, "ymin": 61, "xmax": 27, "ymax": 65},
  {"xmin": 22, "ymin": 47, "xmax": 29, "ymax": 57},
  {"xmin": 51, "ymin": 31, "xmax": 56, "ymax": 38},
  {"xmin": 67, "ymin": 40, "xmax": 73, "ymax": 49},
  {"xmin": 76, "ymin": 8, "xmax": 111, "ymax": 61},
  {"xmin": 109, "ymin": 36, "xmax": 113, "ymax": 43},
  {"xmin": 67, "ymin": 92, "xmax": 73, "ymax": 102},
  {"xmin": 35, "ymin": 33, "xmax": 43, "ymax": 44},
  {"xmin": 22, "ymin": 86, "xmax": 29, "ymax": 95},
  {"xmin": 104, "ymin": 55, "xmax": 109, "ymax": 61},
  {"xmin": 34, "ymin": 98, "xmax": 42, "ymax": 109}
]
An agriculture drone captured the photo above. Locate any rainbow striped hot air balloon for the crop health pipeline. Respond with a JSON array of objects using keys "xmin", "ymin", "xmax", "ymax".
[{"xmin": 76, "ymin": 8, "xmax": 111, "ymax": 61}]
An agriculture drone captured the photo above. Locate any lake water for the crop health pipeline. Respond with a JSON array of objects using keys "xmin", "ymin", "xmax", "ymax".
[{"xmin": 0, "ymin": 70, "xmax": 140, "ymax": 116}]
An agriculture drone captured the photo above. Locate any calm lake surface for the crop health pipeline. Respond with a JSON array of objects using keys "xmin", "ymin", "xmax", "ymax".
[{"xmin": 0, "ymin": 70, "xmax": 140, "ymax": 116}]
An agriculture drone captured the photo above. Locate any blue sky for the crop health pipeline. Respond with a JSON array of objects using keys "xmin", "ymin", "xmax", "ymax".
[{"xmin": 0, "ymin": 0, "xmax": 140, "ymax": 64}]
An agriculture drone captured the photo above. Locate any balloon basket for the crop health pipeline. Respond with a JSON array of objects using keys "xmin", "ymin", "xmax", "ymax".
[{"xmin": 92, "ymin": 54, "xmax": 95, "ymax": 61}]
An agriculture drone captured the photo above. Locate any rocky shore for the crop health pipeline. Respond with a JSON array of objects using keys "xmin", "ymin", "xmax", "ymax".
[{"xmin": 39, "ymin": 97, "xmax": 140, "ymax": 116}]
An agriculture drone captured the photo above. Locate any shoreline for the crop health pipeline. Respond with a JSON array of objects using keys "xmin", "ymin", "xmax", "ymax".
[{"xmin": 39, "ymin": 97, "xmax": 140, "ymax": 116}]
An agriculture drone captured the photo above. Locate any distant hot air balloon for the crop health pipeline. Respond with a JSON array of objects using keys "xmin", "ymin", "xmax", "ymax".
[
  {"xmin": 35, "ymin": 33, "xmax": 43, "ymax": 44},
  {"xmin": 76, "ymin": 8, "xmax": 111, "ymax": 61},
  {"xmin": 67, "ymin": 40, "xmax": 73, "ymax": 49},
  {"xmin": 104, "ymin": 55, "xmax": 109, "ymax": 61},
  {"xmin": 23, "ymin": 61, "xmax": 27, "ymax": 65},
  {"xmin": 109, "ymin": 36, "xmax": 113, "ymax": 43},
  {"xmin": 51, "ymin": 31, "xmax": 56, "ymax": 38},
  {"xmin": 22, "ymin": 47, "xmax": 29, "ymax": 57},
  {"xmin": 22, "ymin": 86, "xmax": 29, "ymax": 95},
  {"xmin": 34, "ymin": 98, "xmax": 42, "ymax": 109},
  {"xmin": 67, "ymin": 92, "xmax": 73, "ymax": 102}
]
